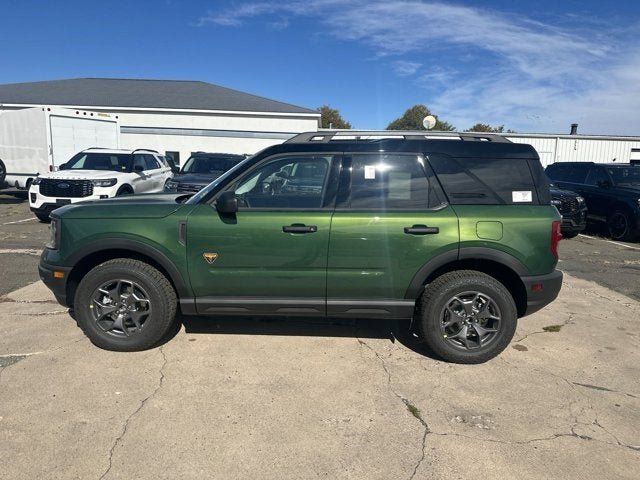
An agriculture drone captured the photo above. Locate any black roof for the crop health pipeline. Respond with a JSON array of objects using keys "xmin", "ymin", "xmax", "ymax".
[
  {"xmin": 0, "ymin": 78, "xmax": 317, "ymax": 114},
  {"xmin": 265, "ymin": 137, "xmax": 538, "ymax": 159}
]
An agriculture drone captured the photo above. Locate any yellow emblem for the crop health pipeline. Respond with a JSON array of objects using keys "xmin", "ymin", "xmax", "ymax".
[{"xmin": 203, "ymin": 252, "xmax": 218, "ymax": 264}]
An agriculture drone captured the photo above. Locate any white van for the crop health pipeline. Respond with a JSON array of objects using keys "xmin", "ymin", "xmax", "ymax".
[{"xmin": 0, "ymin": 107, "xmax": 119, "ymax": 190}]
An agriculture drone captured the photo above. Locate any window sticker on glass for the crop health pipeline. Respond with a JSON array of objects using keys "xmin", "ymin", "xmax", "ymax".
[
  {"xmin": 364, "ymin": 165, "xmax": 376, "ymax": 179},
  {"xmin": 512, "ymin": 191, "xmax": 532, "ymax": 202}
]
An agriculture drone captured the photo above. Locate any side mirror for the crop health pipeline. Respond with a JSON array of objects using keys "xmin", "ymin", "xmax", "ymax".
[
  {"xmin": 58, "ymin": 163, "xmax": 67, "ymax": 170},
  {"xmin": 133, "ymin": 164, "xmax": 144, "ymax": 173},
  {"xmin": 215, "ymin": 191, "xmax": 238, "ymax": 214}
]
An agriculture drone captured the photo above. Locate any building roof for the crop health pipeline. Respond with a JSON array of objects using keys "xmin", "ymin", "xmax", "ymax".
[{"xmin": 0, "ymin": 78, "xmax": 318, "ymax": 115}]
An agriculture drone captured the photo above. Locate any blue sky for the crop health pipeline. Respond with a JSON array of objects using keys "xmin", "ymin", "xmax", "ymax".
[{"xmin": 2, "ymin": 0, "xmax": 640, "ymax": 134}]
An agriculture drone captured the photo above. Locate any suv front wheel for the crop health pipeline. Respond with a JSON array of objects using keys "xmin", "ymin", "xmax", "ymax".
[
  {"xmin": 74, "ymin": 258, "xmax": 177, "ymax": 351},
  {"xmin": 416, "ymin": 270, "xmax": 517, "ymax": 364}
]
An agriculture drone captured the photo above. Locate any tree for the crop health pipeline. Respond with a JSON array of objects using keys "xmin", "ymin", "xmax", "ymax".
[
  {"xmin": 465, "ymin": 123, "xmax": 516, "ymax": 133},
  {"xmin": 318, "ymin": 105, "xmax": 351, "ymax": 129},
  {"xmin": 386, "ymin": 104, "xmax": 455, "ymax": 131}
]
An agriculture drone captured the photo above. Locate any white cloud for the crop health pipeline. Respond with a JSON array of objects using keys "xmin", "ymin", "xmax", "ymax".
[
  {"xmin": 392, "ymin": 60, "xmax": 421, "ymax": 76},
  {"xmin": 198, "ymin": 0, "xmax": 640, "ymax": 134}
]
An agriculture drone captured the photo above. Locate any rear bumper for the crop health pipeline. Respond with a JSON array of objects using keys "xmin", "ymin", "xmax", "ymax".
[
  {"xmin": 38, "ymin": 256, "xmax": 72, "ymax": 307},
  {"xmin": 521, "ymin": 270, "xmax": 563, "ymax": 316}
]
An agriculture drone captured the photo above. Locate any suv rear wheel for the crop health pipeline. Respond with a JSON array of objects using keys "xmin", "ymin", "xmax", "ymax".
[
  {"xmin": 416, "ymin": 270, "xmax": 517, "ymax": 364},
  {"xmin": 74, "ymin": 258, "xmax": 177, "ymax": 351}
]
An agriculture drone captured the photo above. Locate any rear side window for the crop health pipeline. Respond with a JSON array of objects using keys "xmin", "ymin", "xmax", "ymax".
[
  {"xmin": 339, "ymin": 154, "xmax": 444, "ymax": 209},
  {"xmin": 429, "ymin": 155, "xmax": 539, "ymax": 205},
  {"xmin": 546, "ymin": 163, "xmax": 588, "ymax": 184}
]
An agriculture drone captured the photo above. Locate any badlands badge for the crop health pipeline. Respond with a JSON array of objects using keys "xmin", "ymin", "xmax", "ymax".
[{"xmin": 202, "ymin": 252, "xmax": 218, "ymax": 264}]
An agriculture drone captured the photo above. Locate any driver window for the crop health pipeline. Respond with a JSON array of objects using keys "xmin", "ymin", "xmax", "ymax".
[
  {"xmin": 585, "ymin": 167, "xmax": 609, "ymax": 186},
  {"xmin": 232, "ymin": 155, "xmax": 333, "ymax": 209}
]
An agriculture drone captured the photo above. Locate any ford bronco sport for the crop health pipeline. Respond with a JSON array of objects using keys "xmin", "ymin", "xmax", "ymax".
[{"xmin": 39, "ymin": 131, "xmax": 563, "ymax": 363}]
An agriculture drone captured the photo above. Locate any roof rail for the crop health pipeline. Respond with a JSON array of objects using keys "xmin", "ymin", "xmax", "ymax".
[
  {"xmin": 285, "ymin": 130, "xmax": 511, "ymax": 144},
  {"xmin": 132, "ymin": 148, "xmax": 159, "ymax": 154}
]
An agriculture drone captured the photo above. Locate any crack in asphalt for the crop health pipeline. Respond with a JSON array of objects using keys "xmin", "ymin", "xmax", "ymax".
[
  {"xmin": 514, "ymin": 312, "xmax": 576, "ymax": 343},
  {"xmin": 356, "ymin": 338, "xmax": 430, "ymax": 480},
  {"xmin": 98, "ymin": 347, "xmax": 168, "ymax": 480},
  {"xmin": 572, "ymin": 382, "xmax": 639, "ymax": 399}
]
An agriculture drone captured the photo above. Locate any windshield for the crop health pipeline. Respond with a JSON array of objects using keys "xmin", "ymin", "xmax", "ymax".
[
  {"xmin": 65, "ymin": 152, "xmax": 132, "ymax": 172},
  {"xmin": 186, "ymin": 155, "xmax": 255, "ymax": 205},
  {"xmin": 182, "ymin": 156, "xmax": 240, "ymax": 175},
  {"xmin": 606, "ymin": 166, "xmax": 640, "ymax": 186}
]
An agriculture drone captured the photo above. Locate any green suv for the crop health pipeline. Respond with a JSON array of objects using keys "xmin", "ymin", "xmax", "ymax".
[{"xmin": 39, "ymin": 131, "xmax": 563, "ymax": 363}]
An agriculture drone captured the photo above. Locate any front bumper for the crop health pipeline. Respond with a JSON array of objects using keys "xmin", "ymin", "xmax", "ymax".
[
  {"xmin": 29, "ymin": 188, "xmax": 114, "ymax": 210},
  {"xmin": 560, "ymin": 207, "xmax": 588, "ymax": 235},
  {"xmin": 38, "ymin": 255, "xmax": 72, "ymax": 307},
  {"xmin": 521, "ymin": 270, "xmax": 563, "ymax": 316}
]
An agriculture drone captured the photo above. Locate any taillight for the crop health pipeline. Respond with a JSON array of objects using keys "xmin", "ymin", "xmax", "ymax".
[{"xmin": 550, "ymin": 220, "xmax": 562, "ymax": 261}]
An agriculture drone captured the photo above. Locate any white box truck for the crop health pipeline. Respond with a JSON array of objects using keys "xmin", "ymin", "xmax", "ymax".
[{"xmin": 0, "ymin": 107, "xmax": 120, "ymax": 189}]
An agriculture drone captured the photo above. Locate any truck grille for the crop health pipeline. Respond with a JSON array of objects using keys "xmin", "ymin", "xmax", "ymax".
[
  {"xmin": 176, "ymin": 183, "xmax": 204, "ymax": 193},
  {"xmin": 40, "ymin": 179, "xmax": 94, "ymax": 198},
  {"xmin": 556, "ymin": 194, "xmax": 580, "ymax": 215}
]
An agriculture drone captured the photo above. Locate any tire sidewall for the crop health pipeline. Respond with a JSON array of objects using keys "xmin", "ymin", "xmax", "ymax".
[
  {"xmin": 420, "ymin": 275, "xmax": 517, "ymax": 363},
  {"xmin": 608, "ymin": 210, "xmax": 634, "ymax": 241},
  {"xmin": 75, "ymin": 262, "xmax": 171, "ymax": 350}
]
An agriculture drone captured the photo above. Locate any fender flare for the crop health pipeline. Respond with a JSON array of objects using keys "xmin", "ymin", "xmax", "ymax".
[
  {"xmin": 66, "ymin": 238, "xmax": 191, "ymax": 298},
  {"xmin": 404, "ymin": 247, "xmax": 529, "ymax": 299}
]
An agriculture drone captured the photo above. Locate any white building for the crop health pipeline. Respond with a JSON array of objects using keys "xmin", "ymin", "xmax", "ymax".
[
  {"xmin": 0, "ymin": 78, "xmax": 320, "ymax": 165},
  {"xmin": 504, "ymin": 130, "xmax": 640, "ymax": 167}
]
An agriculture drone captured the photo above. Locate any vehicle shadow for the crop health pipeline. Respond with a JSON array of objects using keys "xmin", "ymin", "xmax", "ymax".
[
  {"xmin": 159, "ymin": 314, "xmax": 440, "ymax": 360},
  {"xmin": 0, "ymin": 192, "xmax": 27, "ymax": 204}
]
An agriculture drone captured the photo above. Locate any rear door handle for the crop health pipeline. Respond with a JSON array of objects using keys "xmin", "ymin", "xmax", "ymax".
[
  {"xmin": 404, "ymin": 225, "xmax": 439, "ymax": 235},
  {"xmin": 283, "ymin": 224, "xmax": 317, "ymax": 234}
]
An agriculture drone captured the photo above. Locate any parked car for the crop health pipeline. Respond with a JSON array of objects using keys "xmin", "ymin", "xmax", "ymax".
[
  {"xmin": 29, "ymin": 148, "xmax": 172, "ymax": 222},
  {"xmin": 546, "ymin": 162, "xmax": 640, "ymax": 241},
  {"xmin": 549, "ymin": 184, "xmax": 587, "ymax": 238},
  {"xmin": 0, "ymin": 157, "xmax": 5, "ymax": 188},
  {"xmin": 164, "ymin": 152, "xmax": 246, "ymax": 194},
  {"xmin": 39, "ymin": 130, "xmax": 563, "ymax": 364}
]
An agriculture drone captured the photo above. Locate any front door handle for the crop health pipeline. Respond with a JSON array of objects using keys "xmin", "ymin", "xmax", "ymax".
[
  {"xmin": 283, "ymin": 224, "xmax": 317, "ymax": 234},
  {"xmin": 404, "ymin": 225, "xmax": 439, "ymax": 235}
]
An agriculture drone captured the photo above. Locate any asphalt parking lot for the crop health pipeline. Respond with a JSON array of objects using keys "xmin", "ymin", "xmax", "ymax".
[{"xmin": 1, "ymin": 192, "xmax": 639, "ymax": 479}]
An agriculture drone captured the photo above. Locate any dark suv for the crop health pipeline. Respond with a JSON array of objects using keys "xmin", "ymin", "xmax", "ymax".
[
  {"xmin": 549, "ymin": 184, "xmax": 587, "ymax": 238},
  {"xmin": 39, "ymin": 131, "xmax": 563, "ymax": 364},
  {"xmin": 546, "ymin": 162, "xmax": 640, "ymax": 241},
  {"xmin": 165, "ymin": 152, "xmax": 246, "ymax": 194}
]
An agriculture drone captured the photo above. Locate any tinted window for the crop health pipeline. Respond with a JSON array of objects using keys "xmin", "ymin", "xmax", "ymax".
[
  {"xmin": 65, "ymin": 152, "xmax": 132, "ymax": 172},
  {"xmin": 430, "ymin": 155, "xmax": 537, "ymax": 205},
  {"xmin": 607, "ymin": 166, "xmax": 640, "ymax": 186},
  {"xmin": 132, "ymin": 154, "xmax": 146, "ymax": 171},
  {"xmin": 182, "ymin": 156, "xmax": 239, "ymax": 175},
  {"xmin": 585, "ymin": 167, "xmax": 609, "ymax": 186},
  {"xmin": 144, "ymin": 154, "xmax": 160, "ymax": 170},
  {"xmin": 342, "ymin": 154, "xmax": 438, "ymax": 209},
  {"xmin": 165, "ymin": 151, "xmax": 180, "ymax": 166},
  {"xmin": 546, "ymin": 163, "xmax": 588, "ymax": 184},
  {"xmin": 232, "ymin": 155, "xmax": 332, "ymax": 209}
]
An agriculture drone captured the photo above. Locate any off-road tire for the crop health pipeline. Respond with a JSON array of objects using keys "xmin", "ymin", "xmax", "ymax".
[
  {"xmin": 74, "ymin": 258, "xmax": 177, "ymax": 351},
  {"xmin": 416, "ymin": 270, "xmax": 517, "ymax": 364}
]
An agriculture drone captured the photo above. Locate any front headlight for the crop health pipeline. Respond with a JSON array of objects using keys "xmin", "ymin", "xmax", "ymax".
[
  {"xmin": 91, "ymin": 178, "xmax": 117, "ymax": 187},
  {"xmin": 32, "ymin": 177, "xmax": 42, "ymax": 185},
  {"xmin": 46, "ymin": 218, "xmax": 60, "ymax": 250},
  {"xmin": 576, "ymin": 196, "xmax": 585, "ymax": 203}
]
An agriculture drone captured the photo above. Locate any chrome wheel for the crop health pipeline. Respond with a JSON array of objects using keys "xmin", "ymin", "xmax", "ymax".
[
  {"xmin": 90, "ymin": 280, "xmax": 152, "ymax": 337},
  {"xmin": 440, "ymin": 291, "xmax": 501, "ymax": 350}
]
